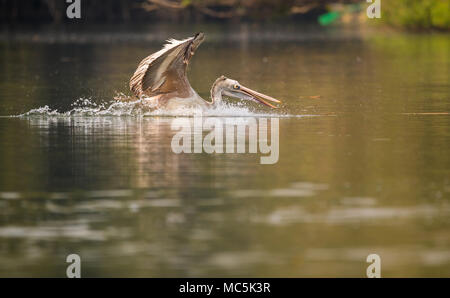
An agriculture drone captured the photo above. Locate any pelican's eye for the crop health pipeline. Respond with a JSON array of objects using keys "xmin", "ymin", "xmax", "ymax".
[{"xmin": 233, "ymin": 84, "xmax": 240, "ymax": 90}]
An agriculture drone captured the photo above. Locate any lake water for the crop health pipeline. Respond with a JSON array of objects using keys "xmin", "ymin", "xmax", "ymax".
[{"xmin": 0, "ymin": 24, "xmax": 449, "ymax": 277}]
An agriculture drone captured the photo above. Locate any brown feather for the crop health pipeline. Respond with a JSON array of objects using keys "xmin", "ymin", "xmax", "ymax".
[{"xmin": 129, "ymin": 37, "xmax": 198, "ymax": 98}]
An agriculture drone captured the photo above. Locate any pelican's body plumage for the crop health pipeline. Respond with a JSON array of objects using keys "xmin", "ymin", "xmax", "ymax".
[{"xmin": 126, "ymin": 33, "xmax": 280, "ymax": 110}]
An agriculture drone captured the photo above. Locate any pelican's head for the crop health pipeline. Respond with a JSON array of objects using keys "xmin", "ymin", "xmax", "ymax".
[{"xmin": 211, "ymin": 76, "xmax": 281, "ymax": 109}]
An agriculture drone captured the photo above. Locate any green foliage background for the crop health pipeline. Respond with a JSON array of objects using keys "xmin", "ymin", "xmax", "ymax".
[
  {"xmin": 0, "ymin": 0, "xmax": 448, "ymax": 30},
  {"xmin": 382, "ymin": 0, "xmax": 449, "ymax": 30}
]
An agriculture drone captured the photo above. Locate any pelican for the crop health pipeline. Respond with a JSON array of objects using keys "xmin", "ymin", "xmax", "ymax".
[{"xmin": 127, "ymin": 32, "xmax": 281, "ymax": 110}]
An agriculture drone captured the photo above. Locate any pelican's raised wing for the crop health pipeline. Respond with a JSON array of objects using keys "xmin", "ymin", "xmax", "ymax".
[{"xmin": 130, "ymin": 33, "xmax": 204, "ymax": 98}]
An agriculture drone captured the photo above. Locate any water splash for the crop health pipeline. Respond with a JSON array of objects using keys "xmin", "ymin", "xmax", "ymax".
[{"xmin": 15, "ymin": 96, "xmax": 300, "ymax": 118}]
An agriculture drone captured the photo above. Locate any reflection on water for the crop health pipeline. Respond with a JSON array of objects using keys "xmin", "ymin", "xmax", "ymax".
[{"xmin": 0, "ymin": 26, "xmax": 449, "ymax": 277}]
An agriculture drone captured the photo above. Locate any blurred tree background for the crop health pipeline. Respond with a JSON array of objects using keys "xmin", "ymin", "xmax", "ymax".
[
  {"xmin": 383, "ymin": 0, "xmax": 449, "ymax": 29},
  {"xmin": 0, "ymin": 0, "xmax": 449, "ymax": 30}
]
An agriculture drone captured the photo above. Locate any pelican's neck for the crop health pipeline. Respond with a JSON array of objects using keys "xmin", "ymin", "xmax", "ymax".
[{"xmin": 209, "ymin": 76, "xmax": 225, "ymax": 105}]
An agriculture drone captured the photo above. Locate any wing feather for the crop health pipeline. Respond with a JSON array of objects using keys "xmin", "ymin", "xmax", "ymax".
[{"xmin": 130, "ymin": 37, "xmax": 196, "ymax": 98}]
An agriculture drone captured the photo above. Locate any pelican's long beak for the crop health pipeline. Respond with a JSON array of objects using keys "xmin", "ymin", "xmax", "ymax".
[{"xmin": 240, "ymin": 86, "xmax": 281, "ymax": 109}]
